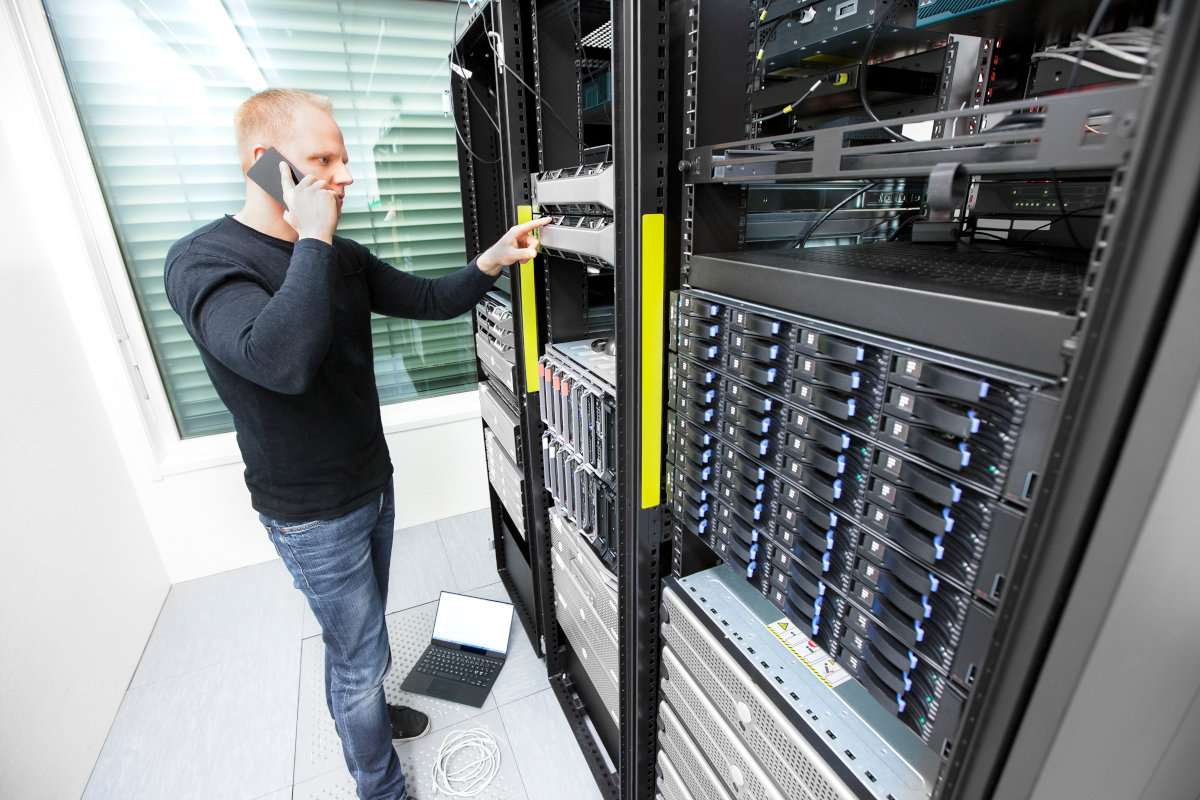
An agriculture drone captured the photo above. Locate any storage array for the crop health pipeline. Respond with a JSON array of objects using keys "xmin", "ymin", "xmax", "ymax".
[{"xmin": 666, "ymin": 286, "xmax": 1055, "ymax": 759}]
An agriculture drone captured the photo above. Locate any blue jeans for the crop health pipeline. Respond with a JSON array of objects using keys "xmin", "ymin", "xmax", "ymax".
[{"xmin": 261, "ymin": 479, "xmax": 406, "ymax": 800}]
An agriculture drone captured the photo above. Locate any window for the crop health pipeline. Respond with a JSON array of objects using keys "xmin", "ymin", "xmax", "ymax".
[{"xmin": 43, "ymin": 0, "xmax": 475, "ymax": 437}]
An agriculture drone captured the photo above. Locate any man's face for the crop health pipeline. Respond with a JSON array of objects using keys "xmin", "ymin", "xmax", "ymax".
[{"xmin": 273, "ymin": 104, "xmax": 354, "ymax": 217}]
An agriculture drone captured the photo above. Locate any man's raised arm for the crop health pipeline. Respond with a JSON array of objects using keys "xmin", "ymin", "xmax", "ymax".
[{"xmin": 365, "ymin": 217, "xmax": 551, "ymax": 320}]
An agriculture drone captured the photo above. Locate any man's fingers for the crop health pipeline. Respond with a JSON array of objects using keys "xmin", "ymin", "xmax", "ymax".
[
  {"xmin": 279, "ymin": 162, "xmax": 296, "ymax": 195},
  {"xmin": 512, "ymin": 216, "xmax": 553, "ymax": 236},
  {"xmin": 517, "ymin": 248, "xmax": 539, "ymax": 262}
]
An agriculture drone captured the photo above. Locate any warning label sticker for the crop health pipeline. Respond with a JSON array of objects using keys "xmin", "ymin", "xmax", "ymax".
[{"xmin": 767, "ymin": 618, "xmax": 853, "ymax": 689}]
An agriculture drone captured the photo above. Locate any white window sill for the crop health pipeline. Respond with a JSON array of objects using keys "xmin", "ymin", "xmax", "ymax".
[{"xmin": 155, "ymin": 388, "xmax": 482, "ymax": 477}]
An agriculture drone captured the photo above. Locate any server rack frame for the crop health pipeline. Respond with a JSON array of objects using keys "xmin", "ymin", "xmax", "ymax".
[
  {"xmin": 456, "ymin": 2, "xmax": 680, "ymax": 798},
  {"xmin": 612, "ymin": 2, "xmax": 676, "ymax": 800},
  {"xmin": 453, "ymin": 0, "xmax": 556, "ymax": 669}
]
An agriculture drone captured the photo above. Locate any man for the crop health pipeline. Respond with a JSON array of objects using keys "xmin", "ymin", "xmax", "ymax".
[{"xmin": 164, "ymin": 89, "xmax": 548, "ymax": 800}]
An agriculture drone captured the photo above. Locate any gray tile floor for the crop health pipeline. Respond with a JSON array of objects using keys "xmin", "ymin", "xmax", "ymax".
[{"xmin": 82, "ymin": 510, "xmax": 605, "ymax": 800}]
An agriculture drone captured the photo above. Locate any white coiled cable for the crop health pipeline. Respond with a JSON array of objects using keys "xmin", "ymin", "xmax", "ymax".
[{"xmin": 430, "ymin": 727, "xmax": 501, "ymax": 797}]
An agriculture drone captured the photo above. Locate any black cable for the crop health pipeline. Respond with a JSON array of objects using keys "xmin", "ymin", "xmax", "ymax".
[
  {"xmin": 452, "ymin": 118, "xmax": 502, "ymax": 164},
  {"xmin": 1012, "ymin": 204, "xmax": 1099, "ymax": 244},
  {"xmin": 953, "ymin": 209, "xmax": 1097, "ymax": 263},
  {"xmin": 1049, "ymin": 171, "xmax": 1087, "ymax": 249},
  {"xmin": 487, "ymin": 31, "xmax": 582, "ymax": 145},
  {"xmin": 450, "ymin": 0, "xmax": 502, "ymax": 164},
  {"xmin": 1066, "ymin": 0, "xmax": 1117, "ymax": 92},
  {"xmin": 857, "ymin": 0, "xmax": 910, "ymax": 142},
  {"xmin": 458, "ymin": 68, "xmax": 500, "ymax": 134},
  {"xmin": 887, "ymin": 211, "xmax": 925, "ymax": 241},
  {"xmin": 798, "ymin": 183, "xmax": 876, "ymax": 248}
]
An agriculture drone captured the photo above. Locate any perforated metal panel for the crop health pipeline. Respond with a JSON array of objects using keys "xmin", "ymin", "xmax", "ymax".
[
  {"xmin": 661, "ymin": 646, "xmax": 787, "ymax": 800},
  {"xmin": 662, "ymin": 590, "xmax": 850, "ymax": 800},
  {"xmin": 658, "ymin": 749, "xmax": 699, "ymax": 800},
  {"xmin": 551, "ymin": 514, "xmax": 618, "ymax": 632},
  {"xmin": 552, "ymin": 544, "xmax": 619, "ymax": 671},
  {"xmin": 550, "ymin": 518, "xmax": 620, "ymax": 722},
  {"xmin": 765, "ymin": 243, "xmax": 1086, "ymax": 307},
  {"xmin": 658, "ymin": 700, "xmax": 735, "ymax": 800}
]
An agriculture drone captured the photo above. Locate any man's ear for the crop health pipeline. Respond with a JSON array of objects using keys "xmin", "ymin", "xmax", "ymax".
[{"xmin": 252, "ymin": 146, "xmax": 268, "ymax": 163}]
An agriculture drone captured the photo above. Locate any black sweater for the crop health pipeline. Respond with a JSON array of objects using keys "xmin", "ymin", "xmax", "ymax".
[{"xmin": 164, "ymin": 216, "xmax": 496, "ymax": 521}]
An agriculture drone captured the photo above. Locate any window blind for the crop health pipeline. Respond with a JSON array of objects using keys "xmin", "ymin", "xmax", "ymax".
[{"xmin": 43, "ymin": 0, "xmax": 475, "ymax": 438}]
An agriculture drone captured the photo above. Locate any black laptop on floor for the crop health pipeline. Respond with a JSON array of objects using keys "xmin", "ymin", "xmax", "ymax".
[{"xmin": 400, "ymin": 591, "xmax": 515, "ymax": 708}]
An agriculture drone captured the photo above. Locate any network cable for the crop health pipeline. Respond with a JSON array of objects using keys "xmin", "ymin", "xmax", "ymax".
[
  {"xmin": 431, "ymin": 727, "xmax": 502, "ymax": 796},
  {"xmin": 754, "ymin": 79, "xmax": 823, "ymax": 124}
]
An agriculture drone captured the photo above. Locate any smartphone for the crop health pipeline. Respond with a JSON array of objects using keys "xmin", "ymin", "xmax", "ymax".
[{"xmin": 246, "ymin": 147, "xmax": 306, "ymax": 210}]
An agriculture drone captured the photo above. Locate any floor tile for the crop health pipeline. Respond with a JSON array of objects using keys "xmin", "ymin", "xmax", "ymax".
[
  {"xmin": 386, "ymin": 522, "xmax": 458, "ymax": 615},
  {"xmin": 292, "ymin": 709, "xmax": 527, "ymax": 800},
  {"xmin": 132, "ymin": 559, "xmax": 304, "ymax": 687},
  {"xmin": 471, "ymin": 581, "xmax": 509, "ymax": 603},
  {"xmin": 491, "ymin": 600, "xmax": 549, "ymax": 706},
  {"xmin": 302, "ymin": 602, "xmax": 321, "ymax": 639},
  {"xmin": 435, "ymin": 509, "xmax": 499, "ymax": 592},
  {"xmin": 294, "ymin": 600, "xmax": 497, "ymax": 784},
  {"xmin": 83, "ymin": 643, "xmax": 300, "ymax": 800},
  {"xmin": 499, "ymin": 688, "xmax": 606, "ymax": 800},
  {"xmin": 251, "ymin": 790, "xmax": 292, "ymax": 800}
]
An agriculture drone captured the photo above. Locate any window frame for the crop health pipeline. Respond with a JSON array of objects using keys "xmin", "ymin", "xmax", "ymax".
[{"xmin": 5, "ymin": 0, "xmax": 482, "ymax": 478}]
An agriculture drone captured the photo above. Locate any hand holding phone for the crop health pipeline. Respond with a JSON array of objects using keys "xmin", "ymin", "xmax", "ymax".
[
  {"xmin": 246, "ymin": 147, "xmax": 339, "ymax": 244},
  {"xmin": 278, "ymin": 165, "xmax": 340, "ymax": 245},
  {"xmin": 246, "ymin": 147, "xmax": 304, "ymax": 209}
]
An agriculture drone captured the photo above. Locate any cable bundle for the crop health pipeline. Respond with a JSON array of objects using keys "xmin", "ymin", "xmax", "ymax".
[
  {"xmin": 430, "ymin": 727, "xmax": 502, "ymax": 797},
  {"xmin": 1032, "ymin": 26, "xmax": 1158, "ymax": 82}
]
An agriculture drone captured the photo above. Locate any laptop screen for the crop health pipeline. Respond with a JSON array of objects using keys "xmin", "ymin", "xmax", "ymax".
[{"xmin": 432, "ymin": 591, "xmax": 514, "ymax": 656}]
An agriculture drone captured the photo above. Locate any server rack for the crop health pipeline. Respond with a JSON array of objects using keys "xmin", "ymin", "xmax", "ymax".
[
  {"xmin": 453, "ymin": 0, "xmax": 551, "ymax": 666},
  {"xmin": 659, "ymin": 2, "xmax": 1200, "ymax": 800},
  {"xmin": 455, "ymin": 2, "xmax": 674, "ymax": 799}
]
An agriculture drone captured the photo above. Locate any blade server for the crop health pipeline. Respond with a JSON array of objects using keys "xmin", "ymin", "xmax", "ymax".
[{"xmin": 541, "ymin": 340, "xmax": 619, "ymax": 570}]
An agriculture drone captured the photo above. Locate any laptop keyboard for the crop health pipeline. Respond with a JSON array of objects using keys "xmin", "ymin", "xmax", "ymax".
[{"xmin": 415, "ymin": 647, "xmax": 502, "ymax": 687}]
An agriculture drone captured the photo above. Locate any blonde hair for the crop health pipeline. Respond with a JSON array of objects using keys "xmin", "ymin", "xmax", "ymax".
[{"xmin": 233, "ymin": 89, "xmax": 335, "ymax": 171}]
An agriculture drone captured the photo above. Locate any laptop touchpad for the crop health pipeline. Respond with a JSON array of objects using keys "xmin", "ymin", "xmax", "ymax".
[{"xmin": 428, "ymin": 677, "xmax": 462, "ymax": 701}]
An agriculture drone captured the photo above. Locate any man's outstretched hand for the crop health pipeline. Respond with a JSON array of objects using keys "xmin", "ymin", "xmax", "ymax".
[{"xmin": 476, "ymin": 217, "xmax": 553, "ymax": 276}]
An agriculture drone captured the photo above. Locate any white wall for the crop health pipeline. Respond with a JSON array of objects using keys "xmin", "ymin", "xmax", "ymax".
[
  {"xmin": 1, "ymin": 0, "xmax": 491, "ymax": 585},
  {"xmin": 0, "ymin": 121, "xmax": 170, "ymax": 799},
  {"xmin": 139, "ymin": 416, "xmax": 491, "ymax": 583}
]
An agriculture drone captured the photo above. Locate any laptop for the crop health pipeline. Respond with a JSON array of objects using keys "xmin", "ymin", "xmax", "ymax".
[{"xmin": 400, "ymin": 591, "xmax": 515, "ymax": 708}]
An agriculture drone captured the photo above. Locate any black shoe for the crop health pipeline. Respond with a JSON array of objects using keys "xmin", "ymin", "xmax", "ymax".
[{"xmin": 388, "ymin": 704, "xmax": 431, "ymax": 744}]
